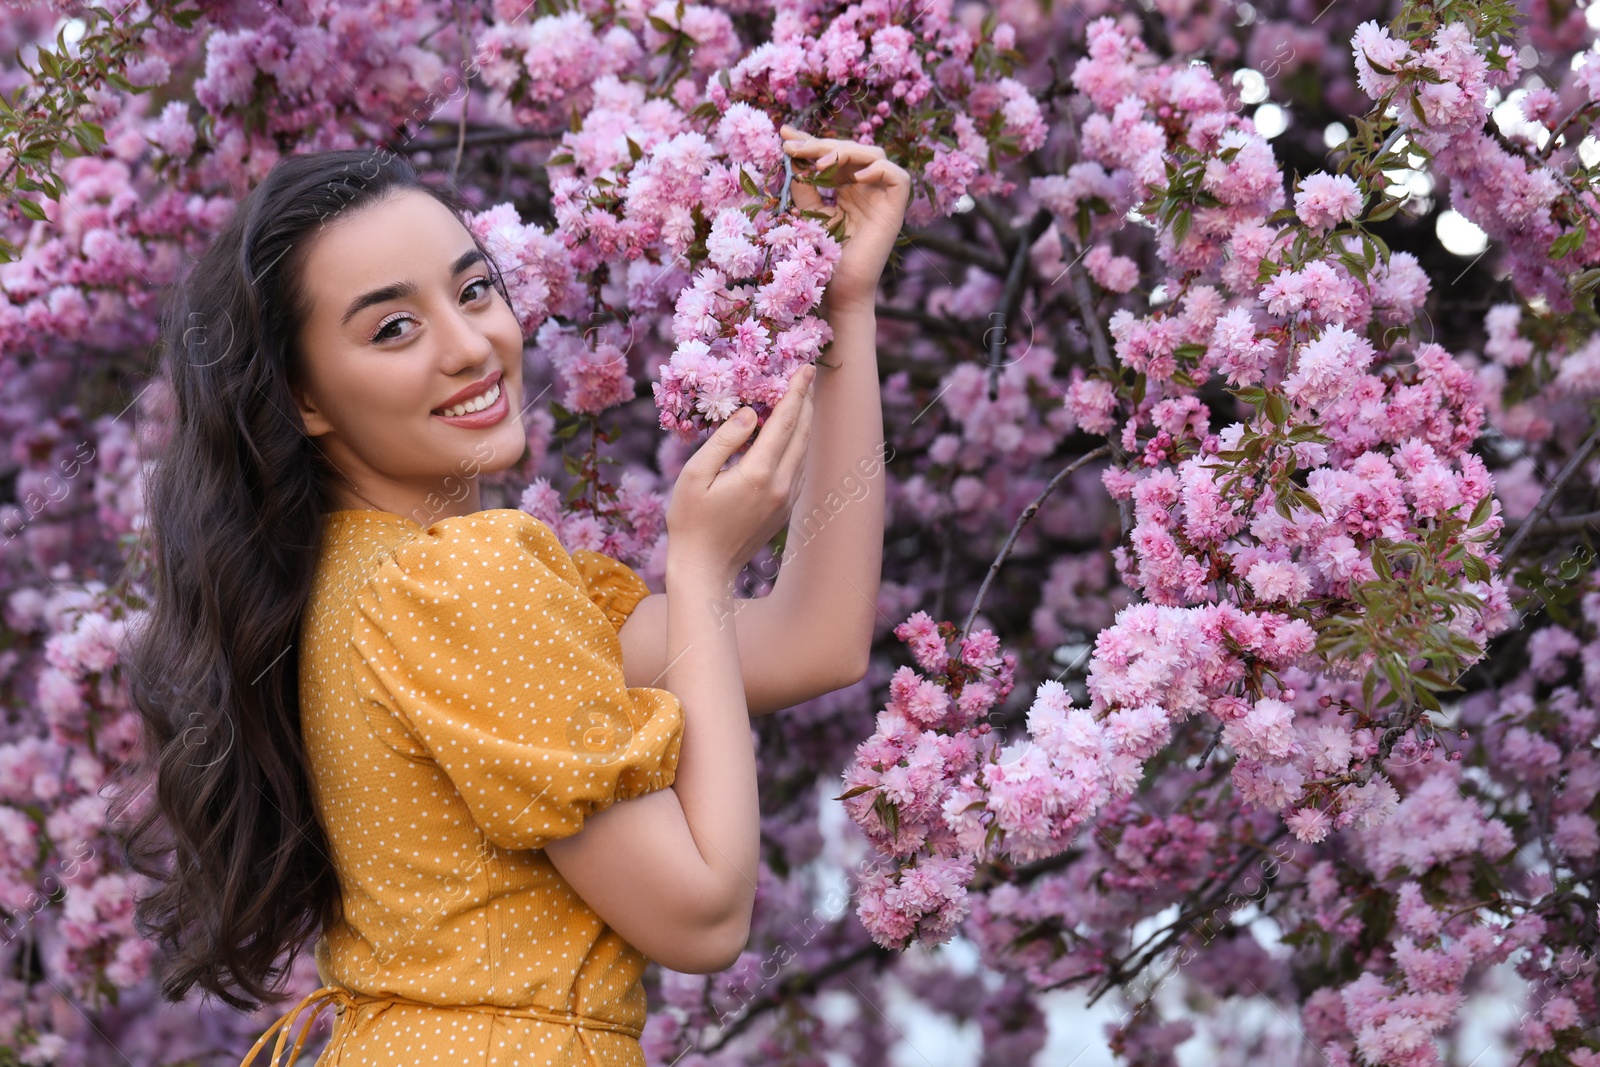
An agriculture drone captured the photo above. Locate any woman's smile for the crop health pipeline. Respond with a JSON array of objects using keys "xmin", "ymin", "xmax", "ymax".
[{"xmin": 432, "ymin": 378, "xmax": 509, "ymax": 427}]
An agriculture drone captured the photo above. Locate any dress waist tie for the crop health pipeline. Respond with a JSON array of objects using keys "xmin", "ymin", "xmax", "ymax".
[{"xmin": 237, "ymin": 983, "xmax": 644, "ymax": 1067}]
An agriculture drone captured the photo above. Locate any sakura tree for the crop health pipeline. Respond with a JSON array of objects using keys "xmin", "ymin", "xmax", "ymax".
[{"xmin": 0, "ymin": 0, "xmax": 1597, "ymax": 1064}]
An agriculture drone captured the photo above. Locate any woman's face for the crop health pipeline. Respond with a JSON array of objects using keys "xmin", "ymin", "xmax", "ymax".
[{"xmin": 290, "ymin": 188, "xmax": 527, "ymax": 522}]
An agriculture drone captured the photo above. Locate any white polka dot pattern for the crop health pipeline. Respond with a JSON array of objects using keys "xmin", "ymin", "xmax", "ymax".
[{"xmin": 258, "ymin": 507, "xmax": 683, "ymax": 1067}]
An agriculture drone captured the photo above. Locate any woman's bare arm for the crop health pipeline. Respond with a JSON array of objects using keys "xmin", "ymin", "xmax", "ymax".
[
  {"xmin": 543, "ymin": 368, "xmax": 816, "ymax": 973},
  {"xmin": 616, "ymin": 304, "xmax": 886, "ymax": 716},
  {"xmin": 616, "ymin": 129, "xmax": 910, "ymax": 717},
  {"xmin": 544, "ymin": 569, "xmax": 755, "ymax": 972}
]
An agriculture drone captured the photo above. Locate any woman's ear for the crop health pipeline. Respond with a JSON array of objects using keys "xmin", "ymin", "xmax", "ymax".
[{"xmin": 290, "ymin": 379, "xmax": 333, "ymax": 437}]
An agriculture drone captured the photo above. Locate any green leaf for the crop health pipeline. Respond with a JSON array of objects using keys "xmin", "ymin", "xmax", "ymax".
[
  {"xmin": 15, "ymin": 198, "xmax": 47, "ymax": 222},
  {"xmin": 1264, "ymin": 391, "xmax": 1289, "ymax": 426},
  {"xmin": 1413, "ymin": 669, "xmax": 1455, "ymax": 691},
  {"xmin": 1173, "ymin": 208, "xmax": 1192, "ymax": 246},
  {"xmin": 1469, "ymin": 494, "xmax": 1492, "ymax": 527},
  {"xmin": 1368, "ymin": 193, "xmax": 1406, "ymax": 222},
  {"xmin": 1368, "ymin": 231, "xmax": 1391, "ymax": 264},
  {"xmin": 738, "ymin": 167, "xmax": 761, "ymax": 198},
  {"xmin": 625, "ymin": 136, "xmax": 642, "ymax": 162},
  {"xmin": 1549, "ymin": 228, "xmax": 1586, "ymax": 260},
  {"xmin": 1293, "ymin": 487, "xmax": 1324, "ymax": 516},
  {"xmin": 1381, "ymin": 654, "xmax": 1407, "ymax": 698},
  {"xmin": 834, "ymin": 784, "xmax": 878, "ymax": 801}
]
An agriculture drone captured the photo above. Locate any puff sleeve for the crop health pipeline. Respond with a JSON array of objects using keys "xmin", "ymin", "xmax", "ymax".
[
  {"xmin": 568, "ymin": 548, "xmax": 655, "ymax": 633},
  {"xmin": 348, "ymin": 509, "xmax": 684, "ymax": 852}
]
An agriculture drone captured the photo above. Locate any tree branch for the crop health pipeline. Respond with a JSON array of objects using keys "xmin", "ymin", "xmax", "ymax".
[
  {"xmin": 396, "ymin": 128, "xmax": 558, "ymax": 154},
  {"xmin": 903, "ymin": 229, "xmax": 1007, "ymax": 275},
  {"xmin": 1504, "ymin": 138, "xmax": 1600, "ymax": 230},
  {"xmin": 1068, "ymin": 260, "xmax": 1112, "ymax": 372},
  {"xmin": 961, "ymin": 445, "xmax": 1113, "ymax": 637},
  {"xmin": 874, "ymin": 302, "xmax": 981, "ymax": 343},
  {"xmin": 985, "ymin": 207, "xmax": 1055, "ymax": 400},
  {"xmin": 1498, "ymin": 508, "xmax": 1600, "ymax": 540},
  {"xmin": 1086, "ymin": 826, "xmax": 1292, "ymax": 1004},
  {"xmin": 697, "ymin": 941, "xmax": 890, "ymax": 1052},
  {"xmin": 1066, "ymin": 260, "xmax": 1134, "ymax": 537},
  {"xmin": 1498, "ymin": 422, "xmax": 1600, "ymax": 568},
  {"xmin": 450, "ymin": 0, "xmax": 470, "ymax": 182}
]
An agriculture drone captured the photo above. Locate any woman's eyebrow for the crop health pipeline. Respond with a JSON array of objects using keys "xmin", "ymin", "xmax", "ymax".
[{"xmin": 339, "ymin": 248, "xmax": 487, "ymax": 327}]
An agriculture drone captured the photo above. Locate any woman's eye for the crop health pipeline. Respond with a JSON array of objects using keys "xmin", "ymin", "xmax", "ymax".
[
  {"xmin": 370, "ymin": 279, "xmax": 492, "ymax": 344},
  {"xmin": 372, "ymin": 315, "xmax": 412, "ymax": 343}
]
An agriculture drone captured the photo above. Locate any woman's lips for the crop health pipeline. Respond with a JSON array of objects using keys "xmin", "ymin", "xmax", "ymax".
[{"xmin": 431, "ymin": 380, "xmax": 509, "ymax": 428}]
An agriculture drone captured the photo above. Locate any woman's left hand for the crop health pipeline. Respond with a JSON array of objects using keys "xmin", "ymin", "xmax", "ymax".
[{"xmin": 780, "ymin": 124, "xmax": 911, "ymax": 317}]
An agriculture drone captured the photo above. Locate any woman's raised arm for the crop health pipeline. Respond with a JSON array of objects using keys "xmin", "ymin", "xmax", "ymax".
[{"xmin": 543, "ymin": 367, "xmax": 816, "ymax": 972}]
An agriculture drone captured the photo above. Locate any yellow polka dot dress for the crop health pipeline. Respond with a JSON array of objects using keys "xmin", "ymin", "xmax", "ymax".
[{"xmin": 240, "ymin": 508, "xmax": 684, "ymax": 1067}]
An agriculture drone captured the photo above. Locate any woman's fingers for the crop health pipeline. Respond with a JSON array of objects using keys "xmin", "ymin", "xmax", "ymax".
[
  {"xmin": 782, "ymin": 132, "xmax": 885, "ymax": 172},
  {"xmin": 788, "ymin": 177, "xmax": 827, "ymax": 214},
  {"xmin": 686, "ymin": 407, "xmax": 759, "ymax": 486},
  {"xmin": 772, "ymin": 375, "xmax": 815, "ymax": 496},
  {"xmin": 852, "ymin": 158, "xmax": 894, "ymax": 184},
  {"xmin": 730, "ymin": 365, "xmax": 813, "ymax": 490}
]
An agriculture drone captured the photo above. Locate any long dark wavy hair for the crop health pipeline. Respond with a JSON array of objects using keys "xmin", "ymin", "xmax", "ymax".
[{"xmin": 108, "ymin": 149, "xmax": 515, "ymax": 1012}]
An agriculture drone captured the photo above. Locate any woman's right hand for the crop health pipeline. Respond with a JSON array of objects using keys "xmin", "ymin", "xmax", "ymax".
[{"xmin": 665, "ymin": 362, "xmax": 817, "ymax": 587}]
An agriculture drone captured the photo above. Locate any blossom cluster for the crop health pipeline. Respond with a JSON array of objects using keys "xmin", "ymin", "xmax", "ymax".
[{"xmin": 840, "ymin": 613, "xmax": 1013, "ymax": 948}]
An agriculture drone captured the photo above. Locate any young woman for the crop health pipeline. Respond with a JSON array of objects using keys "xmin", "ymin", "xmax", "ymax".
[{"xmin": 114, "ymin": 132, "xmax": 909, "ymax": 1067}]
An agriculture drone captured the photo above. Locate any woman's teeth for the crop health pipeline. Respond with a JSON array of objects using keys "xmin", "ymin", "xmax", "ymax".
[{"xmin": 438, "ymin": 381, "xmax": 500, "ymax": 417}]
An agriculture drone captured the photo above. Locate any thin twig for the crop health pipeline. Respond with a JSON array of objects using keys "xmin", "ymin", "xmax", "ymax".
[
  {"xmin": 1505, "ymin": 138, "xmax": 1600, "ymax": 230},
  {"xmin": 1498, "ymin": 508, "xmax": 1600, "ymax": 539},
  {"xmin": 986, "ymin": 207, "xmax": 1054, "ymax": 400},
  {"xmin": 1068, "ymin": 260, "xmax": 1111, "ymax": 371},
  {"xmin": 970, "ymin": 196, "xmax": 1014, "ymax": 253},
  {"xmin": 903, "ymin": 229, "xmax": 1007, "ymax": 275},
  {"xmin": 698, "ymin": 942, "xmax": 888, "ymax": 1053},
  {"xmin": 1540, "ymin": 102, "xmax": 1599, "ymax": 159},
  {"xmin": 874, "ymin": 302, "xmax": 980, "ymax": 342},
  {"xmin": 1499, "ymin": 422, "xmax": 1600, "ymax": 568},
  {"xmin": 450, "ymin": 0, "xmax": 470, "ymax": 182},
  {"xmin": 1066, "ymin": 260, "xmax": 1134, "ymax": 537},
  {"xmin": 397, "ymin": 128, "xmax": 557, "ymax": 154},
  {"xmin": 778, "ymin": 151, "xmax": 795, "ymax": 213},
  {"xmin": 961, "ymin": 445, "xmax": 1113, "ymax": 637},
  {"xmin": 1087, "ymin": 826, "xmax": 1292, "ymax": 1004}
]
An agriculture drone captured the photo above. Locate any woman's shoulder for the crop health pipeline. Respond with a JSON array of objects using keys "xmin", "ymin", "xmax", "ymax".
[
  {"xmin": 333, "ymin": 507, "xmax": 649, "ymax": 634},
  {"xmin": 412, "ymin": 506, "xmax": 566, "ymax": 553},
  {"xmin": 355, "ymin": 507, "xmax": 572, "ymax": 585}
]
